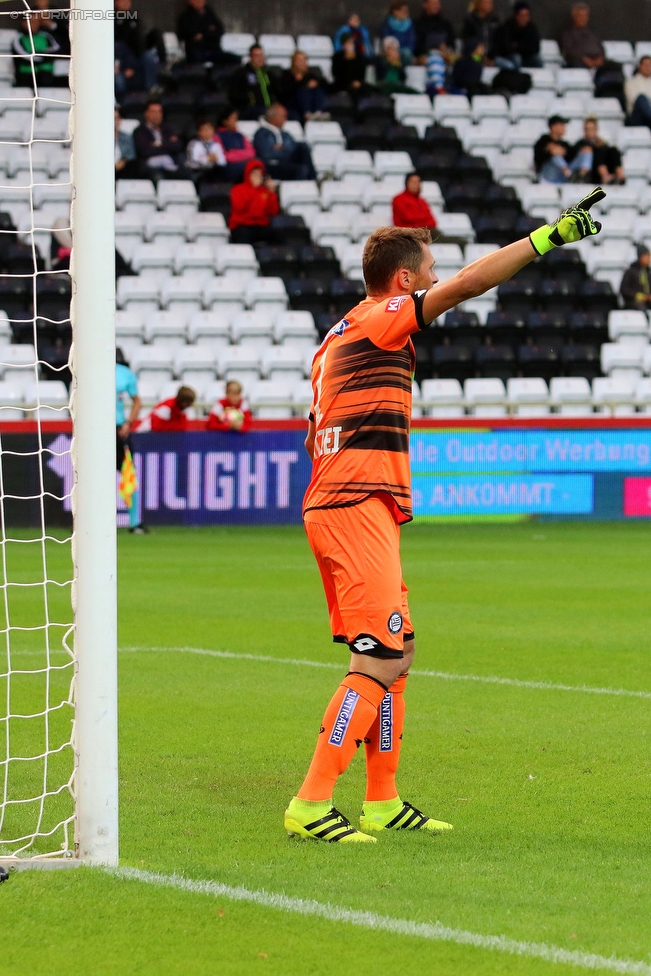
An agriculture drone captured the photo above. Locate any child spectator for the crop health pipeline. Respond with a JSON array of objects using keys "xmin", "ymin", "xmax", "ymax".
[
  {"xmin": 186, "ymin": 119, "xmax": 227, "ymax": 182},
  {"xmin": 377, "ymin": 36, "xmax": 413, "ymax": 94},
  {"xmin": 334, "ymin": 14, "xmax": 372, "ymax": 58},
  {"xmin": 207, "ymin": 380, "xmax": 252, "ymax": 432},
  {"xmin": 425, "ymin": 42, "xmax": 449, "ymax": 96},
  {"xmin": 379, "ymin": 1, "xmax": 417, "ymax": 65},
  {"xmin": 215, "ymin": 107, "xmax": 256, "ymax": 182},
  {"xmin": 229, "ymin": 160, "xmax": 279, "ymax": 245},
  {"xmin": 332, "ymin": 31, "xmax": 368, "ymax": 94},
  {"xmin": 392, "ymin": 173, "xmax": 437, "ymax": 228},
  {"xmin": 150, "ymin": 386, "xmax": 196, "ymax": 432},
  {"xmin": 279, "ymin": 51, "xmax": 328, "ymax": 122}
]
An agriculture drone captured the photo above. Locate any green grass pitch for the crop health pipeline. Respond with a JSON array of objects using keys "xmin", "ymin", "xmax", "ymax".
[{"xmin": 2, "ymin": 522, "xmax": 651, "ymax": 975}]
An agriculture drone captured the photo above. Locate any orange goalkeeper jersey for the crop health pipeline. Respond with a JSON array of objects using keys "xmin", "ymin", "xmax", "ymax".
[{"xmin": 303, "ymin": 291, "xmax": 428, "ymax": 524}]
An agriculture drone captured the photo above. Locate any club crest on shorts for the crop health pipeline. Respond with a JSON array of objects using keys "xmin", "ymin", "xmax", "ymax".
[
  {"xmin": 379, "ymin": 693, "xmax": 393, "ymax": 752},
  {"xmin": 328, "ymin": 689, "xmax": 359, "ymax": 746},
  {"xmin": 387, "ymin": 611, "xmax": 403, "ymax": 634}
]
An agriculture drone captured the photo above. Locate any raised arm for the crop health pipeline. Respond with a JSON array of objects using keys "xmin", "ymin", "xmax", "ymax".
[{"xmin": 421, "ymin": 187, "xmax": 605, "ymax": 325}]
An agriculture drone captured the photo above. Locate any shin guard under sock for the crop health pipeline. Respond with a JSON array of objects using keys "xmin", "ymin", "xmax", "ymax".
[
  {"xmin": 297, "ymin": 673, "xmax": 388, "ymax": 802},
  {"xmin": 364, "ymin": 673, "xmax": 408, "ymax": 802}
]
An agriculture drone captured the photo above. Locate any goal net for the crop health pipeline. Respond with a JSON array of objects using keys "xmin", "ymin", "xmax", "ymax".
[{"xmin": 0, "ymin": 1, "xmax": 118, "ymax": 865}]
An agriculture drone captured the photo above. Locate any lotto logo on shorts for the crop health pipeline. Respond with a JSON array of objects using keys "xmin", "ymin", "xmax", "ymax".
[
  {"xmin": 388, "ymin": 612, "xmax": 403, "ymax": 634},
  {"xmin": 379, "ymin": 694, "xmax": 393, "ymax": 752},
  {"xmin": 328, "ymin": 689, "xmax": 359, "ymax": 747},
  {"xmin": 352, "ymin": 636, "xmax": 378, "ymax": 653},
  {"xmin": 386, "ymin": 296, "xmax": 409, "ymax": 313}
]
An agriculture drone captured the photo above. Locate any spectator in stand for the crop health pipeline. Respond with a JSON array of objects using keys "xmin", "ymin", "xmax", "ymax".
[
  {"xmin": 560, "ymin": 2, "xmax": 604, "ymax": 69},
  {"xmin": 114, "ymin": 39, "xmax": 141, "ymax": 98},
  {"xmin": 379, "ymin": 1, "xmax": 417, "ymax": 66},
  {"xmin": 215, "ymin": 106, "xmax": 256, "ymax": 182},
  {"xmin": 12, "ymin": 14, "xmax": 59, "ymax": 87},
  {"xmin": 150, "ymin": 386, "xmax": 196, "ymax": 432},
  {"xmin": 207, "ymin": 380, "xmax": 253, "ymax": 432},
  {"xmin": 392, "ymin": 173, "xmax": 437, "ymax": 228},
  {"xmin": 229, "ymin": 159, "xmax": 279, "ymax": 245},
  {"xmin": 490, "ymin": 1, "xmax": 541, "ymax": 71},
  {"xmin": 425, "ymin": 41, "xmax": 449, "ymax": 96},
  {"xmin": 376, "ymin": 36, "xmax": 415, "ymax": 94},
  {"xmin": 414, "ymin": 0, "xmax": 454, "ymax": 62},
  {"xmin": 572, "ymin": 116, "xmax": 625, "ymax": 185},
  {"xmin": 186, "ymin": 118, "xmax": 227, "ymax": 183},
  {"xmin": 450, "ymin": 38, "xmax": 488, "ymax": 96},
  {"xmin": 115, "ymin": 108, "xmax": 138, "ymax": 180},
  {"xmin": 228, "ymin": 45, "xmax": 280, "ymax": 121},
  {"xmin": 253, "ymin": 103, "xmax": 316, "ymax": 181},
  {"xmin": 621, "ymin": 245, "xmax": 651, "ymax": 311},
  {"xmin": 625, "ymin": 57, "xmax": 651, "ymax": 128},
  {"xmin": 133, "ymin": 100, "xmax": 185, "ymax": 178},
  {"xmin": 176, "ymin": 0, "xmax": 237, "ymax": 66},
  {"xmin": 332, "ymin": 31, "xmax": 368, "ymax": 94},
  {"xmin": 114, "ymin": 0, "xmax": 162, "ymax": 91},
  {"xmin": 116, "ymin": 348, "xmax": 145, "ymax": 533},
  {"xmin": 279, "ymin": 51, "xmax": 328, "ymax": 122},
  {"xmin": 534, "ymin": 115, "xmax": 593, "ymax": 184},
  {"xmin": 462, "ymin": 0, "xmax": 499, "ymax": 58},
  {"xmin": 334, "ymin": 14, "xmax": 372, "ymax": 58},
  {"xmin": 34, "ymin": 0, "xmax": 69, "ymax": 56}
]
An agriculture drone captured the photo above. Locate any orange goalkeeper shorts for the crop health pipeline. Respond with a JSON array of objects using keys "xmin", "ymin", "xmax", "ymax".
[{"xmin": 304, "ymin": 493, "xmax": 413, "ymax": 660}]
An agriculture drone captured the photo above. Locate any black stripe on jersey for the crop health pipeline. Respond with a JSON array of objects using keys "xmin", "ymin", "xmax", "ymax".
[
  {"xmin": 345, "ymin": 428, "xmax": 409, "ymax": 452},
  {"xmin": 329, "ymin": 338, "xmax": 411, "ymax": 377},
  {"xmin": 342, "ymin": 371, "xmax": 412, "ymax": 394}
]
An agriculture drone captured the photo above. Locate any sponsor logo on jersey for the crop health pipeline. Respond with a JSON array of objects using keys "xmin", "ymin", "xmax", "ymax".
[
  {"xmin": 379, "ymin": 693, "xmax": 393, "ymax": 752},
  {"xmin": 331, "ymin": 318, "xmax": 349, "ymax": 337},
  {"xmin": 388, "ymin": 611, "xmax": 403, "ymax": 634},
  {"xmin": 352, "ymin": 636, "xmax": 378, "ymax": 653},
  {"xmin": 328, "ymin": 688, "xmax": 359, "ymax": 746},
  {"xmin": 386, "ymin": 296, "xmax": 410, "ymax": 313}
]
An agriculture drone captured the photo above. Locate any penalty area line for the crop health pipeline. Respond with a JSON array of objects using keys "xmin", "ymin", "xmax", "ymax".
[
  {"xmin": 119, "ymin": 646, "xmax": 651, "ymax": 701},
  {"xmin": 106, "ymin": 866, "xmax": 651, "ymax": 976}
]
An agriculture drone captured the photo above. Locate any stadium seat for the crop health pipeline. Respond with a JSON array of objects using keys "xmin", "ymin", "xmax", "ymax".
[
  {"xmin": 115, "ymin": 179, "xmax": 157, "ymax": 215},
  {"xmin": 549, "ymin": 376, "xmax": 593, "ymax": 415},
  {"xmin": 635, "ymin": 376, "xmax": 651, "ymax": 413},
  {"xmin": 0, "ymin": 380, "xmax": 24, "ymax": 419},
  {"xmin": 548, "ymin": 94, "xmax": 588, "ymax": 120},
  {"xmin": 557, "ymin": 68, "xmax": 593, "ymax": 93},
  {"xmin": 297, "ymin": 34, "xmax": 334, "ymax": 58},
  {"xmin": 617, "ymin": 127, "xmax": 651, "ymax": 151},
  {"xmin": 603, "ymin": 39, "xmax": 635, "ymax": 67},
  {"xmin": 502, "ymin": 120, "xmax": 547, "ymax": 151},
  {"xmin": 131, "ymin": 242, "xmax": 175, "ymax": 277},
  {"xmin": 259, "ymin": 33, "xmax": 295, "ymax": 67},
  {"xmin": 471, "ymin": 94, "xmax": 510, "ymax": 122},
  {"xmin": 436, "ymin": 212, "xmax": 475, "ymax": 242},
  {"xmin": 116, "ymin": 310, "xmax": 146, "ymax": 343},
  {"xmin": 174, "ymin": 243, "xmax": 216, "ymax": 279},
  {"xmin": 218, "ymin": 345, "xmax": 262, "ymax": 386},
  {"xmin": 595, "ymin": 184, "xmax": 641, "ymax": 212},
  {"xmin": 464, "ymin": 243, "xmax": 499, "ymax": 264},
  {"xmin": 160, "ymin": 277, "xmax": 203, "ymax": 314},
  {"xmin": 304, "ymin": 120, "xmax": 346, "ymax": 148},
  {"xmin": 215, "ymin": 244, "xmax": 259, "ymax": 278},
  {"xmin": 116, "ymin": 276, "xmax": 160, "ymax": 313},
  {"xmin": 312, "ymin": 144, "xmax": 340, "ymax": 179},
  {"xmin": 262, "ymin": 345, "xmax": 305, "ymax": 383},
  {"xmin": 246, "ymin": 277, "xmax": 288, "ymax": 317},
  {"xmin": 0, "ymin": 344, "xmax": 36, "ymax": 389},
  {"xmin": 144, "ymin": 212, "xmax": 187, "ymax": 249},
  {"xmin": 463, "ymin": 118, "xmax": 509, "ymax": 153},
  {"xmin": 507, "ymin": 377, "xmax": 550, "ymax": 416},
  {"xmin": 608, "ymin": 310, "xmax": 649, "ymax": 341},
  {"xmin": 202, "ymin": 277, "xmax": 247, "ymax": 317},
  {"xmin": 433, "ymin": 94, "xmax": 471, "ymax": 123},
  {"xmin": 185, "ymin": 211, "xmax": 229, "ymax": 244},
  {"xmin": 174, "ymin": 345, "xmax": 217, "ymax": 389},
  {"xmin": 320, "ymin": 180, "xmax": 364, "ymax": 219},
  {"xmin": 144, "ymin": 310, "xmax": 189, "ymax": 347},
  {"xmin": 540, "ymin": 39, "xmax": 562, "ymax": 64},
  {"xmin": 35, "ymin": 87, "xmax": 71, "ymax": 117},
  {"xmin": 157, "ymin": 180, "xmax": 198, "ymax": 217},
  {"xmin": 592, "ymin": 375, "xmax": 637, "ymax": 416},
  {"xmin": 274, "ymin": 310, "xmax": 318, "ymax": 347},
  {"xmin": 464, "ymin": 378, "xmax": 507, "ymax": 416},
  {"xmin": 221, "ymin": 32, "xmax": 256, "ymax": 57},
  {"xmin": 351, "ymin": 213, "xmax": 388, "ymax": 242},
  {"xmin": 334, "ymin": 150, "xmax": 374, "ymax": 178},
  {"xmin": 130, "ymin": 346, "xmax": 174, "ymax": 383},
  {"xmin": 310, "ymin": 212, "xmax": 352, "ymax": 248},
  {"xmin": 23, "ymin": 380, "xmax": 69, "ymax": 419},
  {"xmin": 279, "ymin": 180, "xmax": 321, "ymax": 223},
  {"xmin": 430, "ymin": 243, "xmax": 464, "ymax": 268},
  {"xmin": 188, "ymin": 311, "xmax": 231, "ymax": 349},
  {"xmin": 624, "ymin": 148, "xmax": 651, "ymax": 180},
  {"xmin": 523, "ymin": 67, "xmax": 557, "ymax": 94},
  {"xmin": 231, "ymin": 310, "xmax": 274, "ymax": 346},
  {"xmin": 292, "ymin": 378, "xmax": 313, "ymax": 417},
  {"xmin": 420, "ymin": 378, "xmax": 464, "ymax": 417},
  {"xmin": 374, "ymin": 151, "xmax": 413, "ymax": 179},
  {"xmin": 249, "ymin": 379, "xmax": 293, "ymax": 419},
  {"xmin": 115, "ymin": 211, "xmax": 145, "ymax": 261},
  {"xmin": 600, "ymin": 342, "xmax": 645, "ymax": 378},
  {"xmin": 509, "ymin": 92, "xmax": 552, "ymax": 121}
]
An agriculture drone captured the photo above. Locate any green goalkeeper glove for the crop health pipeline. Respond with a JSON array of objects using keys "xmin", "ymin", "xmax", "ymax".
[{"xmin": 529, "ymin": 186, "xmax": 606, "ymax": 256}]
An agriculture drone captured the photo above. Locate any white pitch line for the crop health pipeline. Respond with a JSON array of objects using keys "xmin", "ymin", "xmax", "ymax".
[
  {"xmin": 106, "ymin": 866, "xmax": 651, "ymax": 976},
  {"xmin": 120, "ymin": 646, "xmax": 651, "ymax": 701}
]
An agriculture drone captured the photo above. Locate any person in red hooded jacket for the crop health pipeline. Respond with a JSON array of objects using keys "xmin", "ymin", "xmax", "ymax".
[
  {"xmin": 392, "ymin": 173, "xmax": 437, "ymax": 229},
  {"xmin": 229, "ymin": 159, "xmax": 280, "ymax": 245},
  {"xmin": 149, "ymin": 386, "xmax": 196, "ymax": 432}
]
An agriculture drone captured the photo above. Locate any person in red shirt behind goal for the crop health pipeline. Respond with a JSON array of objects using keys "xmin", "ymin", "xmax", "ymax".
[
  {"xmin": 392, "ymin": 173, "xmax": 437, "ymax": 230},
  {"xmin": 284, "ymin": 187, "xmax": 606, "ymax": 844},
  {"xmin": 206, "ymin": 380, "xmax": 253, "ymax": 432},
  {"xmin": 149, "ymin": 385, "xmax": 196, "ymax": 432}
]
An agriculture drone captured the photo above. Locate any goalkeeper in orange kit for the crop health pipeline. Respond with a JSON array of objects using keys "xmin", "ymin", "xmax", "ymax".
[{"xmin": 284, "ymin": 188, "xmax": 606, "ymax": 843}]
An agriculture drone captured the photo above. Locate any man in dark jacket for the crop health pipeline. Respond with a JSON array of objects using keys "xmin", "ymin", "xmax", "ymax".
[
  {"xmin": 490, "ymin": 1, "xmax": 541, "ymax": 70},
  {"xmin": 414, "ymin": 0, "xmax": 455, "ymax": 61},
  {"xmin": 133, "ymin": 100, "xmax": 185, "ymax": 178},
  {"xmin": 560, "ymin": 2, "xmax": 604, "ymax": 69},
  {"xmin": 253, "ymin": 104, "xmax": 316, "ymax": 181},
  {"xmin": 621, "ymin": 246, "xmax": 651, "ymax": 311},
  {"xmin": 228, "ymin": 45, "xmax": 281, "ymax": 120},
  {"xmin": 177, "ymin": 0, "xmax": 236, "ymax": 65},
  {"xmin": 114, "ymin": 0, "xmax": 164, "ymax": 90}
]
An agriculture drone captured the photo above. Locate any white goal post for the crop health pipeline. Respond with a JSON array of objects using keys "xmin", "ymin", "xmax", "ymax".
[
  {"xmin": 70, "ymin": 0, "xmax": 119, "ymax": 866},
  {"xmin": 0, "ymin": 0, "xmax": 118, "ymax": 869}
]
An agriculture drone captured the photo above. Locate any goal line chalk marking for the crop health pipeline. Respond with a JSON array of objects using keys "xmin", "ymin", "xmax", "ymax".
[
  {"xmin": 120, "ymin": 646, "xmax": 651, "ymax": 701},
  {"xmin": 107, "ymin": 865, "xmax": 651, "ymax": 976}
]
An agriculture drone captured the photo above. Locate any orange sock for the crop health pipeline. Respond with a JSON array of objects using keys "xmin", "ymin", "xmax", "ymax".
[
  {"xmin": 364, "ymin": 674, "xmax": 408, "ymax": 801},
  {"xmin": 297, "ymin": 673, "xmax": 389, "ymax": 802}
]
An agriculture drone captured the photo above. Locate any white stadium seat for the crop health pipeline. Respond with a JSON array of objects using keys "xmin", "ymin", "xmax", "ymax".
[
  {"xmin": 420, "ymin": 378, "xmax": 464, "ymax": 418},
  {"xmin": 262, "ymin": 345, "xmax": 305, "ymax": 383},
  {"xmin": 600, "ymin": 343, "xmax": 645, "ymax": 379},
  {"xmin": 334, "ymin": 150, "xmax": 374, "ymax": 178},
  {"xmin": 549, "ymin": 377, "xmax": 593, "ymax": 416},
  {"xmin": 433, "ymin": 94, "xmax": 471, "ymax": 122},
  {"xmin": 507, "ymin": 378, "xmax": 550, "ymax": 417},
  {"xmin": 202, "ymin": 278, "xmax": 246, "ymax": 317},
  {"xmin": 592, "ymin": 376, "xmax": 637, "ymax": 416},
  {"xmin": 608, "ymin": 310, "xmax": 650, "ymax": 341},
  {"xmin": 304, "ymin": 120, "xmax": 345, "ymax": 148},
  {"xmin": 464, "ymin": 378, "xmax": 507, "ymax": 417},
  {"xmin": 471, "ymin": 94, "xmax": 509, "ymax": 121},
  {"xmin": 174, "ymin": 243, "xmax": 216, "ymax": 278},
  {"xmin": 185, "ymin": 211, "xmax": 229, "ymax": 243},
  {"xmin": 145, "ymin": 211, "xmax": 187, "ymax": 247},
  {"xmin": 231, "ymin": 310, "xmax": 275, "ymax": 346},
  {"xmin": 245, "ymin": 277, "xmax": 288, "ymax": 316},
  {"xmin": 188, "ymin": 311, "xmax": 231, "ymax": 350},
  {"xmin": 160, "ymin": 277, "xmax": 203, "ymax": 313}
]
